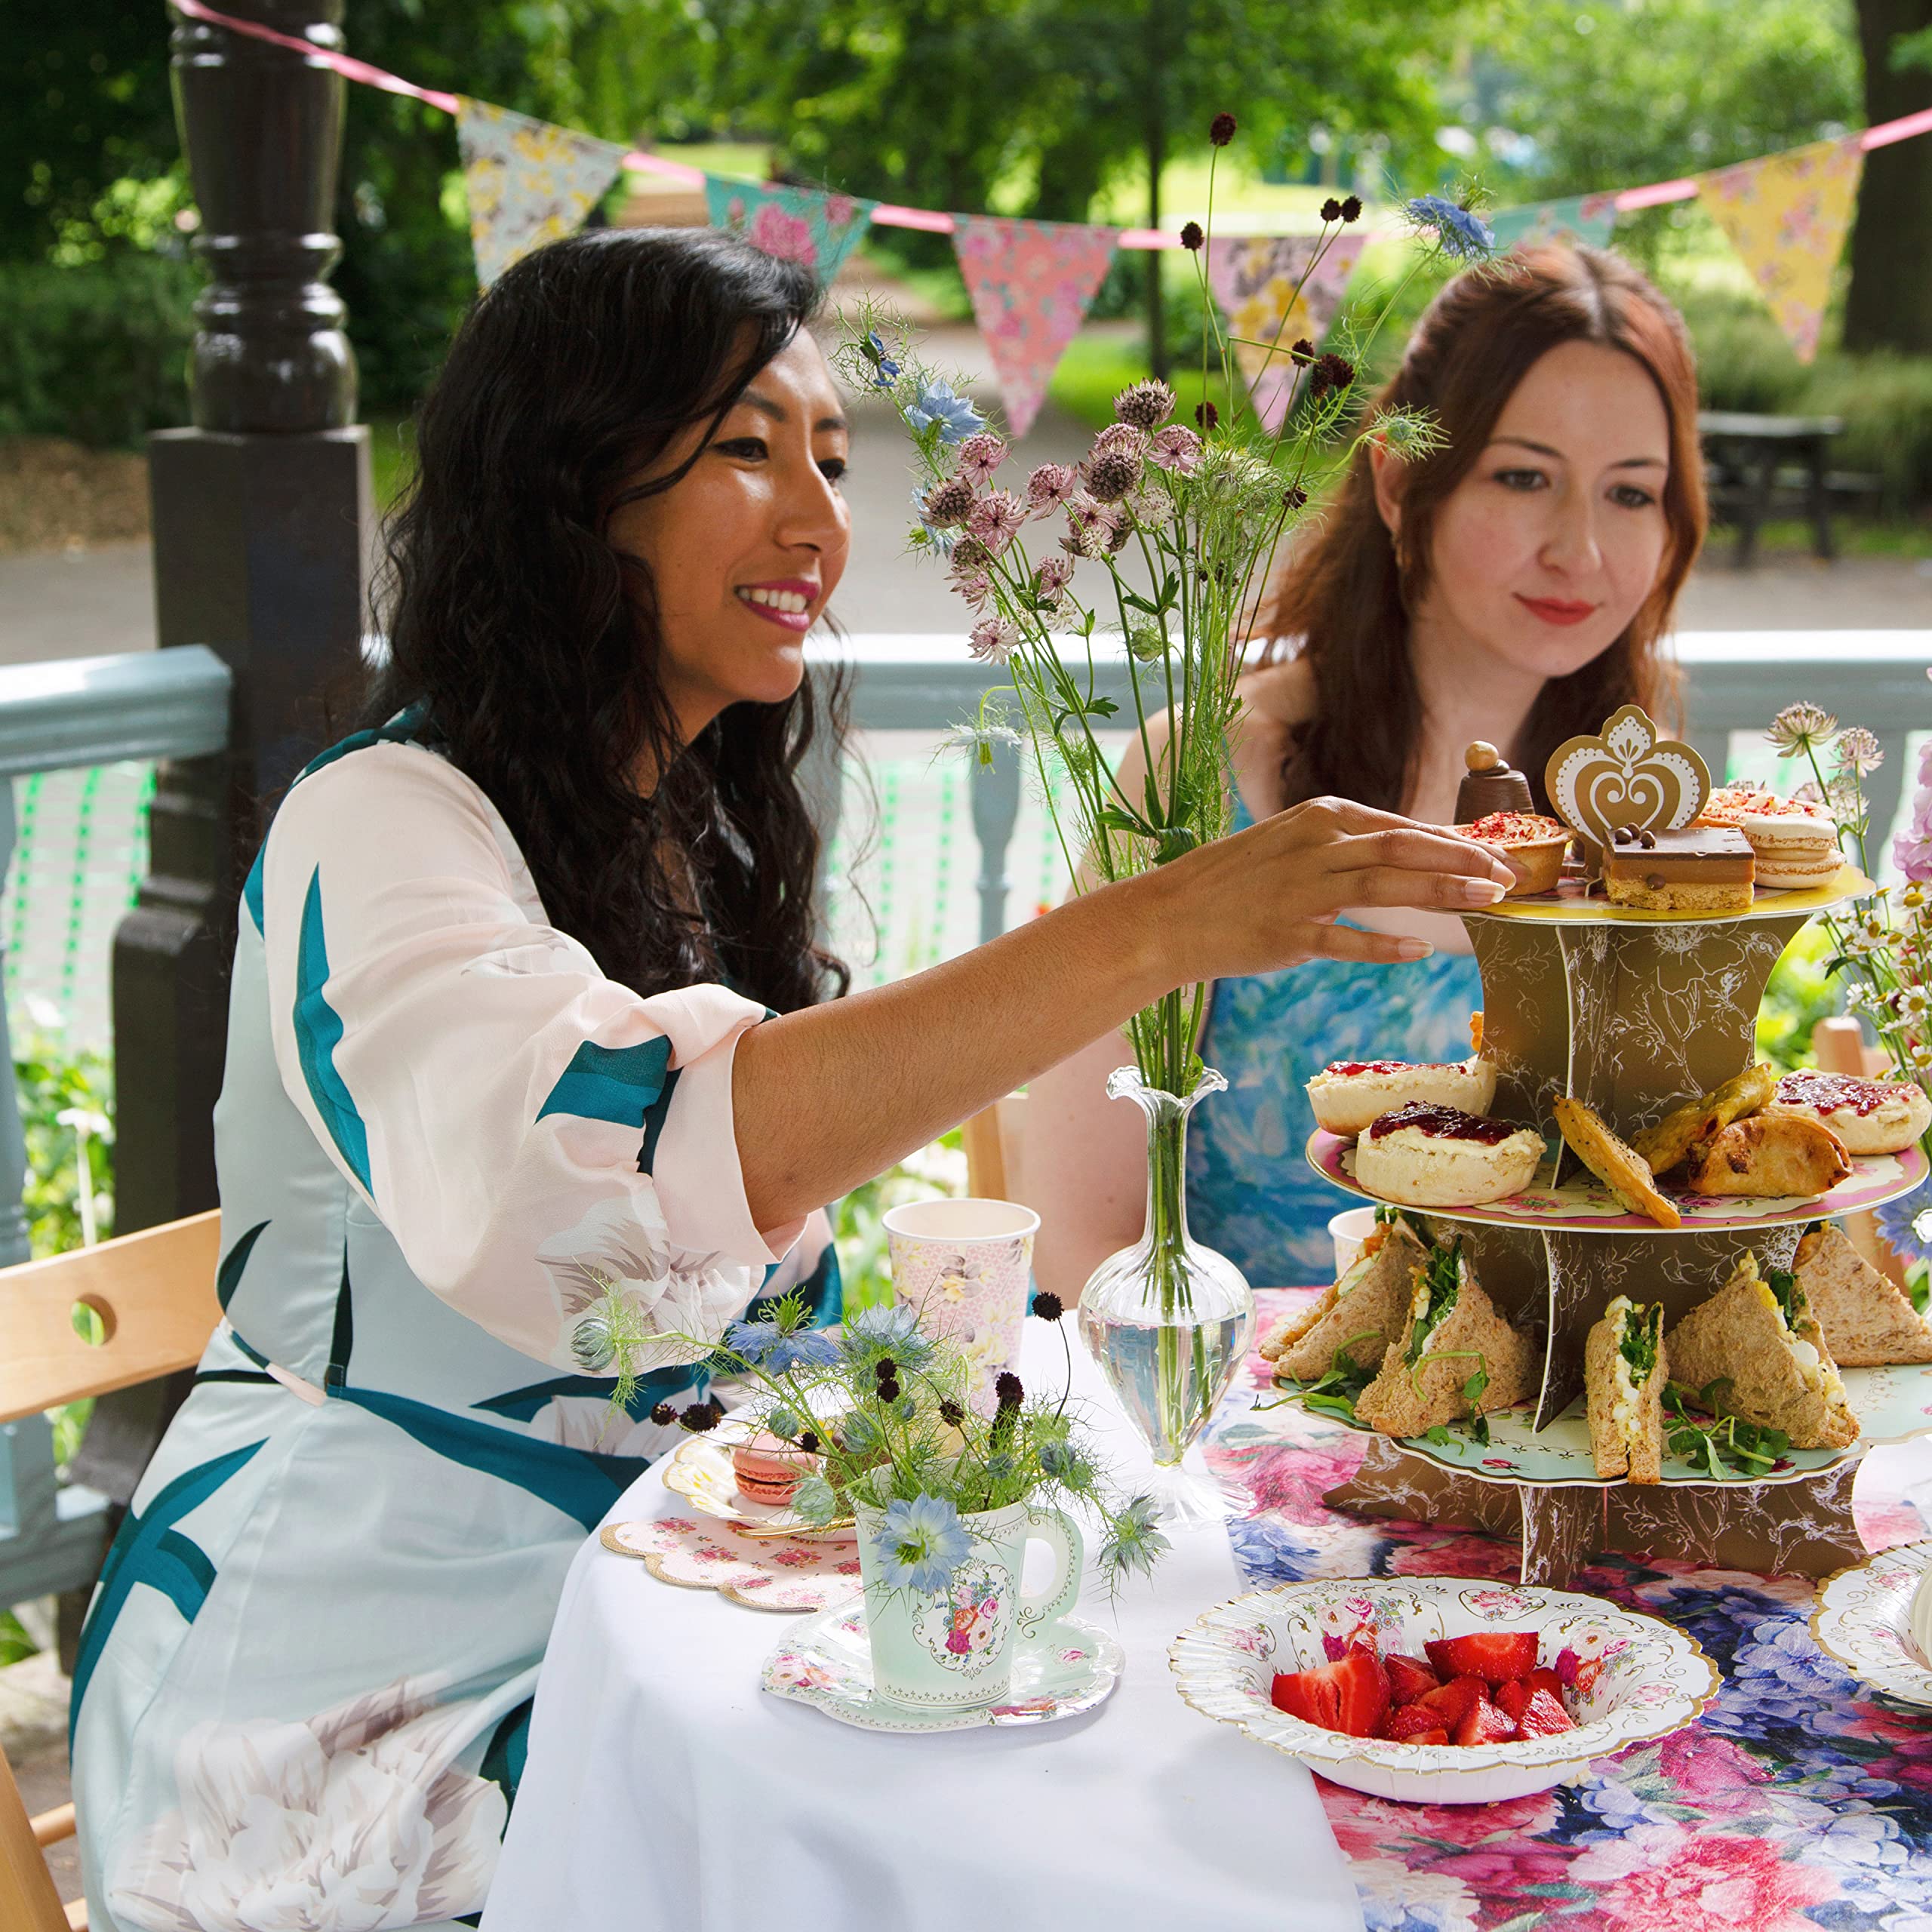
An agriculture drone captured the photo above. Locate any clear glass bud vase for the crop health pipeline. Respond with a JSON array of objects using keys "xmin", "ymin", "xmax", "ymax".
[{"xmin": 1077, "ymin": 1065, "xmax": 1255, "ymax": 1525}]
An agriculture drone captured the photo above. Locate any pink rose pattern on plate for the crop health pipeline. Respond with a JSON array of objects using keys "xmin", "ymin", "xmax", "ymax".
[
  {"xmin": 607, "ymin": 1516, "xmax": 862, "ymax": 1613},
  {"xmin": 1202, "ymin": 1287, "xmax": 1932, "ymax": 1932}
]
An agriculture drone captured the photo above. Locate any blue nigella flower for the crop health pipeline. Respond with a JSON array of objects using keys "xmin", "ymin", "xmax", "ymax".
[
  {"xmin": 906, "ymin": 379, "xmax": 983, "ymax": 445},
  {"xmin": 724, "ymin": 1318, "xmax": 841, "ymax": 1374},
  {"xmin": 843, "ymin": 1303, "xmax": 936, "ymax": 1368},
  {"xmin": 866, "ymin": 329, "xmax": 901, "ymax": 387},
  {"xmin": 1406, "ymin": 194, "xmax": 1495, "ymax": 260},
  {"xmin": 838, "ymin": 1410, "xmax": 881, "ymax": 1456},
  {"xmin": 1876, "ymin": 1177, "xmax": 1932, "ymax": 1269},
  {"xmin": 870, "ymin": 1492, "xmax": 974, "ymax": 1592}
]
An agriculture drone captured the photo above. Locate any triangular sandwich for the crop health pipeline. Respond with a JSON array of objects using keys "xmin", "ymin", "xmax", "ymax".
[
  {"xmin": 1585, "ymin": 1297, "xmax": 1667, "ymax": 1482},
  {"xmin": 1793, "ymin": 1221, "xmax": 1932, "ymax": 1367},
  {"xmin": 1263, "ymin": 1214, "xmax": 1428, "ymax": 1383},
  {"xmin": 1355, "ymin": 1238, "xmax": 1539, "ymax": 1439},
  {"xmin": 1666, "ymin": 1253, "xmax": 1859, "ymax": 1450}
]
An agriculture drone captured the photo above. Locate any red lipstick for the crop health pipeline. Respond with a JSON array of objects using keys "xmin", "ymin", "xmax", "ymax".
[{"xmin": 1515, "ymin": 594, "xmax": 1598, "ymax": 628}]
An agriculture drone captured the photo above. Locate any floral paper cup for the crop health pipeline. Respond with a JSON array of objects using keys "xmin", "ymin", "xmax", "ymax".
[{"xmin": 884, "ymin": 1198, "xmax": 1040, "ymax": 1411}]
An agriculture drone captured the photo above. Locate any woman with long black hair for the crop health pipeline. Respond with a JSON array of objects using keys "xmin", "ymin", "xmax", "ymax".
[{"xmin": 71, "ymin": 227, "xmax": 1511, "ymax": 1930}]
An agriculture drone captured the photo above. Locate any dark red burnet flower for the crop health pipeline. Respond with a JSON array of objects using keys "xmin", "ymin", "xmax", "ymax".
[
  {"xmin": 1310, "ymin": 352, "xmax": 1356, "ymax": 397},
  {"xmin": 1180, "ymin": 220, "xmax": 1204, "ymax": 251},
  {"xmin": 938, "ymin": 1398, "xmax": 965, "ymax": 1428},
  {"xmin": 1209, "ymin": 112, "xmax": 1238, "ymax": 146},
  {"xmin": 1289, "ymin": 338, "xmax": 1316, "ymax": 367},
  {"xmin": 1283, "ymin": 484, "xmax": 1309, "ymax": 511},
  {"xmin": 1031, "ymin": 1291, "xmax": 1064, "ymax": 1322},
  {"xmin": 876, "ymin": 1377, "xmax": 903, "ymax": 1403},
  {"xmin": 994, "ymin": 1371, "xmax": 1024, "ymax": 1407},
  {"xmin": 1195, "ymin": 400, "xmax": 1219, "ymax": 430},
  {"xmin": 678, "ymin": 1401, "xmax": 721, "ymax": 1433},
  {"xmin": 650, "ymin": 1402, "xmax": 678, "ymax": 1427},
  {"xmin": 798, "ymin": 1430, "xmax": 821, "ymax": 1454},
  {"xmin": 1319, "ymin": 195, "xmax": 1363, "ymax": 225}
]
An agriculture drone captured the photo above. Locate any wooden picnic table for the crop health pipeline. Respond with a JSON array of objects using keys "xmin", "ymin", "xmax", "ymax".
[{"xmin": 1697, "ymin": 409, "xmax": 1848, "ymax": 568}]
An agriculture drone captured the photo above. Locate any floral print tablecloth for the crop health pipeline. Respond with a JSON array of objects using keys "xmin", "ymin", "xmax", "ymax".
[{"xmin": 1199, "ymin": 1289, "xmax": 1932, "ymax": 1932}]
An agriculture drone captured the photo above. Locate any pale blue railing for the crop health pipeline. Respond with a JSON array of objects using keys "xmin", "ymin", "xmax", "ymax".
[{"xmin": 2, "ymin": 629, "xmax": 1928, "ymax": 1612}]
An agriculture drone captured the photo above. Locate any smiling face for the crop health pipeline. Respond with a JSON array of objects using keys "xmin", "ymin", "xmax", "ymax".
[
  {"xmin": 1377, "ymin": 338, "xmax": 1673, "ymax": 687},
  {"xmin": 608, "ymin": 328, "xmax": 851, "ymax": 743}
]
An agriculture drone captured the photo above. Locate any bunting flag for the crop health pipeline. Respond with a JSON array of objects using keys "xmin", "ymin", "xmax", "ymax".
[
  {"xmin": 1487, "ymin": 192, "xmax": 1620, "ymax": 255},
  {"xmin": 1206, "ymin": 232, "xmax": 1367, "ymax": 431},
  {"xmin": 704, "ymin": 180, "xmax": 877, "ymax": 282},
  {"xmin": 1700, "ymin": 136, "xmax": 1864, "ymax": 364},
  {"xmin": 950, "ymin": 217, "xmax": 1120, "ymax": 438},
  {"xmin": 455, "ymin": 99, "xmax": 629, "ymax": 288}
]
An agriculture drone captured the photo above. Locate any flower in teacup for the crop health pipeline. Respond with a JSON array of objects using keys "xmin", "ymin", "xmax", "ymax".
[
  {"xmin": 722, "ymin": 1318, "xmax": 841, "ymax": 1374},
  {"xmin": 1098, "ymin": 1494, "xmax": 1172, "ymax": 1591},
  {"xmin": 872, "ymin": 1493, "xmax": 974, "ymax": 1592}
]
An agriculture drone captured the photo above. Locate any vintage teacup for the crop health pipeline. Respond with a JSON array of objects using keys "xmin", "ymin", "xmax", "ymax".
[
  {"xmin": 853, "ymin": 1500, "xmax": 1082, "ymax": 1714},
  {"xmin": 884, "ymin": 1197, "xmax": 1040, "ymax": 1412}
]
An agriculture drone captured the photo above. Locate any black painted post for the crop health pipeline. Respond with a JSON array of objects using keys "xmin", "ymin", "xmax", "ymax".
[{"xmin": 78, "ymin": 0, "xmax": 370, "ymax": 1513}]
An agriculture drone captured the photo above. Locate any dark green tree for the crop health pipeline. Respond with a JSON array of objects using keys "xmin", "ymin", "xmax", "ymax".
[{"xmin": 1844, "ymin": 0, "xmax": 1932, "ymax": 354}]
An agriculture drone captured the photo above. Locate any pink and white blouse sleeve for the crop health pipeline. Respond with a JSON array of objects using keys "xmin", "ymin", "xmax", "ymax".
[{"xmin": 257, "ymin": 740, "xmax": 807, "ymax": 1370}]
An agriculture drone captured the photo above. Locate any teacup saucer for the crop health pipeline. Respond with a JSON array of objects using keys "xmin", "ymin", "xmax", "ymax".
[
  {"xmin": 761, "ymin": 1599, "xmax": 1124, "ymax": 1732},
  {"xmin": 1813, "ymin": 1539, "xmax": 1932, "ymax": 1707}
]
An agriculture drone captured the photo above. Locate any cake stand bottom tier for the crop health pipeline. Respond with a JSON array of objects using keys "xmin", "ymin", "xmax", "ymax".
[{"xmin": 1326, "ymin": 1438, "xmax": 1865, "ymax": 1589}]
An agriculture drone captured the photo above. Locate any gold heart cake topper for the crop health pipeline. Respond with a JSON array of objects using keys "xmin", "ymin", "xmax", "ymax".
[{"xmin": 1546, "ymin": 705, "xmax": 1709, "ymax": 855}]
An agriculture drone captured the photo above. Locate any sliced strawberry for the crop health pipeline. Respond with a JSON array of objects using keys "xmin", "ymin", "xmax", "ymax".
[
  {"xmin": 1412, "ymin": 1672, "xmax": 1484, "ymax": 1730},
  {"xmin": 1383, "ymin": 1653, "xmax": 1441, "ymax": 1706},
  {"xmin": 1521, "ymin": 1666, "xmax": 1565, "ymax": 1705},
  {"xmin": 1455, "ymin": 1694, "xmax": 1519, "ymax": 1747},
  {"xmin": 1425, "ymin": 1632, "xmax": 1541, "ymax": 1687},
  {"xmin": 1398, "ymin": 1724, "xmax": 1448, "ymax": 1746},
  {"xmin": 1382, "ymin": 1700, "xmax": 1454, "ymax": 1743},
  {"xmin": 1494, "ymin": 1679, "xmax": 1533, "ymax": 1724},
  {"xmin": 1512, "ymin": 1687, "xmax": 1576, "ymax": 1738},
  {"xmin": 1271, "ymin": 1648, "xmax": 1389, "ymax": 1738}
]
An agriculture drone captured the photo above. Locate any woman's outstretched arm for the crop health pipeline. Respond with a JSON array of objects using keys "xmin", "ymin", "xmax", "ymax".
[{"xmin": 732, "ymin": 798, "xmax": 1512, "ymax": 1227}]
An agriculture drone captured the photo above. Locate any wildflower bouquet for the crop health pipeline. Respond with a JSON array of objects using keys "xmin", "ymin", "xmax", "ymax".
[
  {"xmin": 1764, "ymin": 698, "xmax": 1932, "ymax": 1294},
  {"xmin": 645, "ymin": 1288, "xmax": 1170, "ymax": 1595},
  {"xmin": 835, "ymin": 112, "xmax": 1492, "ymax": 1338}
]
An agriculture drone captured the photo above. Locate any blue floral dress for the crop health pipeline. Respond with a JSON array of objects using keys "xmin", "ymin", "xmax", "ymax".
[
  {"xmin": 1186, "ymin": 787, "xmax": 1484, "ymax": 1287},
  {"xmin": 70, "ymin": 712, "xmax": 838, "ymax": 1931}
]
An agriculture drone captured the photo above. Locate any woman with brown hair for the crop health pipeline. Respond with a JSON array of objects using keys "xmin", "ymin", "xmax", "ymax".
[{"xmin": 1029, "ymin": 244, "xmax": 1707, "ymax": 1295}]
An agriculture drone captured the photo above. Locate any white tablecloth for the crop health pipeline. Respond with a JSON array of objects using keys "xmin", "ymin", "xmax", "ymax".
[{"xmin": 482, "ymin": 1325, "xmax": 1365, "ymax": 1932}]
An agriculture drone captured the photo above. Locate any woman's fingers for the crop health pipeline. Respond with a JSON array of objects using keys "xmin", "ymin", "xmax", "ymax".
[
  {"xmin": 1296, "ymin": 921, "xmax": 1436, "ymax": 964},
  {"xmin": 1336, "ymin": 823, "xmax": 1516, "ymax": 886},
  {"xmin": 1344, "ymin": 865, "xmax": 1510, "ymax": 910}
]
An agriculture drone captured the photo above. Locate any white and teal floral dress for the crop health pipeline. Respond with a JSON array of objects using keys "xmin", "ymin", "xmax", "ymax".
[
  {"xmin": 70, "ymin": 712, "xmax": 838, "ymax": 1931},
  {"xmin": 1187, "ymin": 786, "xmax": 1484, "ymax": 1286}
]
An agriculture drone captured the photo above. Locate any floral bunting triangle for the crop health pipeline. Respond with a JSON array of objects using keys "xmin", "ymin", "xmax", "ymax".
[
  {"xmin": 1206, "ymin": 233, "xmax": 1367, "ymax": 431},
  {"xmin": 455, "ymin": 99, "xmax": 629, "ymax": 288},
  {"xmin": 1700, "ymin": 137, "xmax": 1864, "ymax": 365},
  {"xmin": 705, "ymin": 180, "xmax": 877, "ymax": 282},
  {"xmin": 1487, "ymin": 192, "xmax": 1620, "ymax": 255},
  {"xmin": 951, "ymin": 217, "xmax": 1120, "ymax": 439}
]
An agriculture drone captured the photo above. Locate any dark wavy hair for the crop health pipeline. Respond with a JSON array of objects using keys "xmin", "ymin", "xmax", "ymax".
[
  {"xmin": 1261, "ymin": 245, "xmax": 1703, "ymax": 814},
  {"xmin": 365, "ymin": 226, "xmax": 848, "ymax": 1013}
]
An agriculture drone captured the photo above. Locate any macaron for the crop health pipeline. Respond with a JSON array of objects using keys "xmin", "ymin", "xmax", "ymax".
[
  {"xmin": 731, "ymin": 1432, "xmax": 817, "ymax": 1508},
  {"xmin": 1736, "ymin": 811, "xmax": 1841, "ymax": 890}
]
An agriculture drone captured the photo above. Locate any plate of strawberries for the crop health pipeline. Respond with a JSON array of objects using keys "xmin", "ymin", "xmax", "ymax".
[{"xmin": 1169, "ymin": 1577, "xmax": 1718, "ymax": 1804}]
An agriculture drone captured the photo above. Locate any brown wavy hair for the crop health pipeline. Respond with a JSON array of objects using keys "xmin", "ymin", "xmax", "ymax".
[{"xmin": 1261, "ymin": 245, "xmax": 1704, "ymax": 814}]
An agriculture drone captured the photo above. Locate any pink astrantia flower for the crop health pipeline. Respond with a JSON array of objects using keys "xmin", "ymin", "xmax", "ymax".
[
  {"xmin": 948, "ymin": 565, "xmax": 992, "ymax": 610},
  {"xmin": 967, "ymin": 489, "xmax": 1026, "ymax": 557},
  {"xmin": 956, "ymin": 432, "xmax": 1008, "ymax": 485},
  {"xmin": 1024, "ymin": 462, "xmax": 1080, "ymax": 516},
  {"xmin": 1567, "ymin": 1822, "xmax": 1838, "ymax": 1932},
  {"xmin": 1148, "ymin": 424, "xmax": 1203, "ymax": 473},
  {"xmin": 1895, "ymin": 735, "xmax": 1932, "ymax": 881},
  {"xmin": 747, "ymin": 204, "xmax": 817, "ymax": 267},
  {"xmin": 968, "ymin": 617, "xmax": 1020, "ymax": 664}
]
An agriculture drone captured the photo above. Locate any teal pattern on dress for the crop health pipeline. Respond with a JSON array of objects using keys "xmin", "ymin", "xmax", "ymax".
[{"xmin": 1186, "ymin": 788, "xmax": 1484, "ymax": 1286}]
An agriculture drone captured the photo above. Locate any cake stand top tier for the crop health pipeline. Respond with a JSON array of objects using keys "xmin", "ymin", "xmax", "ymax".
[{"xmin": 1461, "ymin": 864, "xmax": 1872, "ymax": 928}]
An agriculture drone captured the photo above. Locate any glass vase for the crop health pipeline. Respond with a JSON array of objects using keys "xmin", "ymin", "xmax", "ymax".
[{"xmin": 1076, "ymin": 1065, "xmax": 1255, "ymax": 1526}]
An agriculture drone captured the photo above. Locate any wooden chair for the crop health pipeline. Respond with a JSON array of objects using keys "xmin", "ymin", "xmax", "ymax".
[
  {"xmin": 961, "ymin": 1095, "xmax": 1028, "ymax": 1202},
  {"xmin": 0, "ymin": 1209, "xmax": 223, "ymax": 1932},
  {"xmin": 1810, "ymin": 1018, "xmax": 1906, "ymax": 1284}
]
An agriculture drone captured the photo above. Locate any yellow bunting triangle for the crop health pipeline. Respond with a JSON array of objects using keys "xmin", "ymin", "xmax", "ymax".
[
  {"xmin": 1700, "ymin": 137, "xmax": 1863, "ymax": 365},
  {"xmin": 455, "ymin": 99, "xmax": 629, "ymax": 288}
]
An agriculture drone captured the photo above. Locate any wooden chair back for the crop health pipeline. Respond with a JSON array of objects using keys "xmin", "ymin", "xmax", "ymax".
[
  {"xmin": 0, "ymin": 1211, "xmax": 222, "ymax": 1428},
  {"xmin": 1810, "ymin": 1018, "xmax": 1906, "ymax": 1284},
  {"xmin": 0, "ymin": 1737, "xmax": 82, "ymax": 1930},
  {"xmin": 961, "ymin": 1095, "xmax": 1029, "ymax": 1203}
]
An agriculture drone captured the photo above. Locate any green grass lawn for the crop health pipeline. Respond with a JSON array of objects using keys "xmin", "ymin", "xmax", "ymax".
[{"xmin": 1048, "ymin": 331, "xmax": 1239, "ymax": 430}]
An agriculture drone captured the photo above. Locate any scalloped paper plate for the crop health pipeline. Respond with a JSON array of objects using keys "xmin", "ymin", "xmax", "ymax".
[
  {"xmin": 1267, "ymin": 1358, "xmax": 1932, "ymax": 1487},
  {"xmin": 1170, "ymin": 1577, "xmax": 1717, "ymax": 1804},
  {"xmin": 659, "ymin": 1426, "xmax": 856, "ymax": 1543},
  {"xmin": 1308, "ymin": 1131, "xmax": 1926, "ymax": 1236},
  {"xmin": 1812, "ymin": 1540, "xmax": 1932, "ymax": 1708}
]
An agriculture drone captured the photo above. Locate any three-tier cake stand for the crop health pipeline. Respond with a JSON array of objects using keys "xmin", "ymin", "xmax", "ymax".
[{"xmin": 1297, "ymin": 863, "xmax": 1929, "ymax": 1590}]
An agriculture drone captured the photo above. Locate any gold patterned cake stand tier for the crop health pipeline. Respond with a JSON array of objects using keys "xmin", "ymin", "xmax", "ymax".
[{"xmin": 1463, "ymin": 864, "xmax": 1872, "ymax": 926}]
